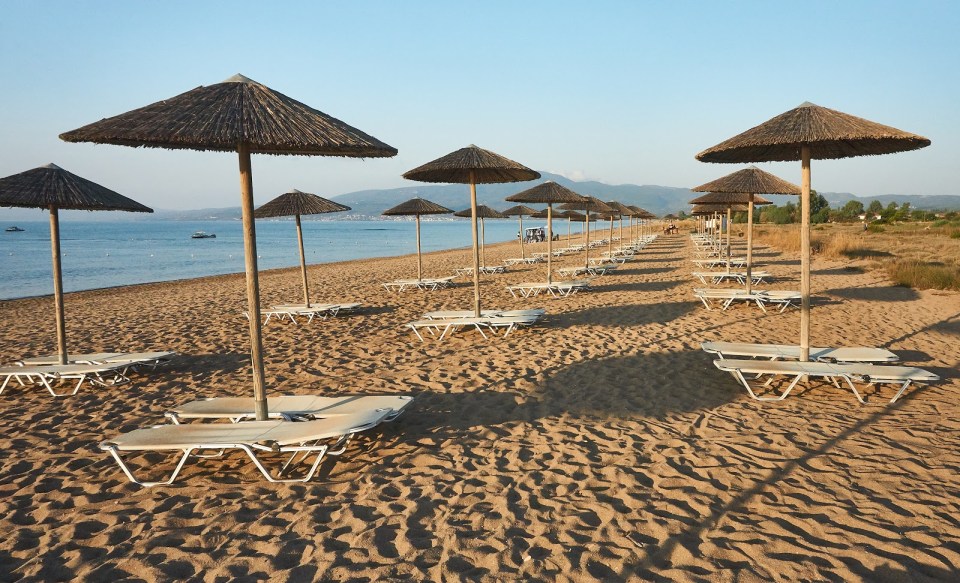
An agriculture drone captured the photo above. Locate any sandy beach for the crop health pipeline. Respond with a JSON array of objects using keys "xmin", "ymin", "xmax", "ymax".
[{"xmin": 1, "ymin": 229, "xmax": 958, "ymax": 582}]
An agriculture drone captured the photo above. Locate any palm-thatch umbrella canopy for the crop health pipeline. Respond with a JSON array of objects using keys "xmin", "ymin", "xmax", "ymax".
[
  {"xmin": 0, "ymin": 163, "xmax": 153, "ymax": 364},
  {"xmin": 254, "ymin": 189, "xmax": 350, "ymax": 308},
  {"xmin": 454, "ymin": 205, "xmax": 506, "ymax": 268},
  {"xmin": 382, "ymin": 197, "xmax": 453, "ymax": 281},
  {"xmin": 502, "ymin": 204, "xmax": 539, "ymax": 260},
  {"xmin": 696, "ymin": 102, "xmax": 930, "ymax": 361},
  {"xmin": 404, "ymin": 145, "xmax": 539, "ymax": 316},
  {"xmin": 60, "ymin": 74, "xmax": 397, "ymax": 421},
  {"xmin": 629, "ymin": 206, "xmax": 656, "ymax": 241},
  {"xmin": 506, "ymin": 181, "xmax": 586, "ymax": 284},
  {"xmin": 691, "ymin": 167, "xmax": 800, "ymax": 292},
  {"xmin": 560, "ymin": 196, "xmax": 613, "ymax": 268},
  {"xmin": 604, "ymin": 201, "xmax": 635, "ymax": 252}
]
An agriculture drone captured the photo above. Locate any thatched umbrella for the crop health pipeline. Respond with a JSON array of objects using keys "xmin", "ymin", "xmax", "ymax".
[
  {"xmin": 60, "ymin": 74, "xmax": 397, "ymax": 421},
  {"xmin": 0, "ymin": 163, "xmax": 153, "ymax": 364},
  {"xmin": 502, "ymin": 204, "xmax": 539, "ymax": 260},
  {"xmin": 696, "ymin": 101, "xmax": 930, "ymax": 361},
  {"xmin": 454, "ymin": 205, "xmax": 506, "ymax": 268},
  {"xmin": 689, "ymin": 193, "xmax": 773, "ymax": 275},
  {"xmin": 254, "ymin": 189, "xmax": 350, "ymax": 308},
  {"xmin": 605, "ymin": 201, "xmax": 635, "ymax": 251},
  {"xmin": 691, "ymin": 167, "xmax": 796, "ymax": 292},
  {"xmin": 404, "ymin": 145, "xmax": 539, "ymax": 316},
  {"xmin": 561, "ymin": 196, "xmax": 613, "ymax": 268},
  {"xmin": 559, "ymin": 209, "xmax": 580, "ymax": 241},
  {"xmin": 382, "ymin": 197, "xmax": 453, "ymax": 280},
  {"xmin": 506, "ymin": 181, "xmax": 586, "ymax": 284}
]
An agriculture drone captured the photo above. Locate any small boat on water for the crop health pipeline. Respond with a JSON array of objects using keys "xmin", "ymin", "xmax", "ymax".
[
  {"xmin": 5, "ymin": 226, "xmax": 25, "ymax": 232},
  {"xmin": 191, "ymin": 231, "xmax": 216, "ymax": 239}
]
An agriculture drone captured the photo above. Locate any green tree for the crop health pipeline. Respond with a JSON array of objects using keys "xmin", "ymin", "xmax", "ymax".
[
  {"xmin": 842, "ymin": 200, "xmax": 865, "ymax": 217},
  {"xmin": 894, "ymin": 202, "xmax": 912, "ymax": 221},
  {"xmin": 881, "ymin": 202, "xmax": 899, "ymax": 221},
  {"xmin": 867, "ymin": 200, "xmax": 883, "ymax": 216}
]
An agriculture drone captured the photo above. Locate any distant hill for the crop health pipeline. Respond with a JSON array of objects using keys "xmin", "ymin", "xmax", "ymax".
[{"xmin": 3, "ymin": 173, "xmax": 958, "ymax": 221}]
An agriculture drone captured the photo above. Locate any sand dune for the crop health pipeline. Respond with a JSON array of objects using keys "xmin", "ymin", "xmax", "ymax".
[{"xmin": 1, "ymin": 230, "xmax": 958, "ymax": 581}]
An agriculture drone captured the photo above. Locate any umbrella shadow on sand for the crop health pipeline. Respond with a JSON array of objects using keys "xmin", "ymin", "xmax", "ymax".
[
  {"xmin": 559, "ymin": 301, "xmax": 698, "ymax": 328},
  {"xmin": 824, "ymin": 286, "xmax": 920, "ymax": 302},
  {"xmin": 393, "ymin": 349, "xmax": 739, "ymax": 441},
  {"xmin": 594, "ymin": 280, "xmax": 685, "ymax": 294}
]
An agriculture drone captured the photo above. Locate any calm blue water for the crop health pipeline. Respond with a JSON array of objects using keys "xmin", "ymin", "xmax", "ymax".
[{"xmin": 0, "ymin": 219, "xmax": 554, "ymax": 299}]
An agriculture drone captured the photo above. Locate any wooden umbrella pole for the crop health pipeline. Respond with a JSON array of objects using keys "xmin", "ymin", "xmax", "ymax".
[
  {"xmin": 416, "ymin": 213, "xmax": 423, "ymax": 280},
  {"xmin": 469, "ymin": 174, "xmax": 481, "ymax": 317},
  {"xmin": 618, "ymin": 215, "xmax": 623, "ymax": 251},
  {"xmin": 800, "ymin": 145, "xmax": 812, "ymax": 362},
  {"xmin": 480, "ymin": 217, "xmax": 486, "ymax": 268},
  {"xmin": 567, "ymin": 217, "xmax": 571, "ymax": 241},
  {"xmin": 48, "ymin": 205, "xmax": 68, "ymax": 365},
  {"xmin": 295, "ymin": 213, "xmax": 310, "ymax": 308},
  {"xmin": 607, "ymin": 217, "xmax": 614, "ymax": 257},
  {"xmin": 518, "ymin": 214, "xmax": 525, "ymax": 259},
  {"xmin": 726, "ymin": 206, "xmax": 732, "ymax": 274},
  {"xmin": 584, "ymin": 210, "xmax": 591, "ymax": 269},
  {"xmin": 238, "ymin": 143, "xmax": 268, "ymax": 421},
  {"xmin": 546, "ymin": 204, "xmax": 554, "ymax": 284},
  {"xmin": 746, "ymin": 195, "xmax": 755, "ymax": 294}
]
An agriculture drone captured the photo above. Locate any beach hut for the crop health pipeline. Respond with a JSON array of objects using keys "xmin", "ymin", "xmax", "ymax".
[
  {"xmin": 382, "ymin": 197, "xmax": 453, "ymax": 281},
  {"xmin": 403, "ymin": 145, "xmax": 539, "ymax": 317},
  {"xmin": 453, "ymin": 205, "xmax": 506, "ymax": 268},
  {"xmin": 696, "ymin": 102, "xmax": 929, "ymax": 361},
  {"xmin": 60, "ymin": 74, "xmax": 397, "ymax": 421},
  {"xmin": 691, "ymin": 167, "xmax": 798, "ymax": 292},
  {"xmin": 506, "ymin": 181, "xmax": 586, "ymax": 284},
  {"xmin": 502, "ymin": 204, "xmax": 539, "ymax": 260},
  {"xmin": 254, "ymin": 189, "xmax": 350, "ymax": 309},
  {"xmin": 0, "ymin": 164, "xmax": 153, "ymax": 364}
]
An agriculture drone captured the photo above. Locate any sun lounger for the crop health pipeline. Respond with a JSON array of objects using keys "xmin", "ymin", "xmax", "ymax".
[
  {"xmin": 691, "ymin": 271, "xmax": 771, "ymax": 285},
  {"xmin": 559, "ymin": 263, "xmax": 619, "ymax": 277},
  {"xmin": 382, "ymin": 277, "xmax": 456, "ymax": 292},
  {"xmin": 503, "ymin": 256, "xmax": 544, "ymax": 266},
  {"xmin": 271, "ymin": 302, "xmax": 362, "ymax": 322},
  {"xmin": 406, "ymin": 314, "xmax": 541, "ymax": 341},
  {"xmin": 423, "ymin": 308, "xmax": 545, "ymax": 320},
  {"xmin": 692, "ymin": 257, "xmax": 747, "ymax": 269},
  {"xmin": 0, "ymin": 363, "xmax": 132, "ymax": 396},
  {"xmin": 694, "ymin": 288, "xmax": 801, "ymax": 312},
  {"xmin": 701, "ymin": 341, "xmax": 899, "ymax": 363},
  {"xmin": 166, "ymin": 394, "xmax": 414, "ymax": 423},
  {"xmin": 507, "ymin": 279, "xmax": 592, "ymax": 298},
  {"xmin": 99, "ymin": 410, "xmax": 391, "ymax": 487},
  {"xmin": 713, "ymin": 358, "xmax": 939, "ymax": 403},
  {"xmin": 455, "ymin": 265, "xmax": 507, "ymax": 276},
  {"xmin": 17, "ymin": 351, "xmax": 176, "ymax": 370}
]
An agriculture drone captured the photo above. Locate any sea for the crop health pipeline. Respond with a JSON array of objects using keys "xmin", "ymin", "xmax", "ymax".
[{"xmin": 0, "ymin": 219, "xmax": 554, "ymax": 300}]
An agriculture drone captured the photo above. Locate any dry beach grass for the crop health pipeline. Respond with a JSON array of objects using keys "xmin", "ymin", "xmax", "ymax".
[{"xmin": 0, "ymin": 228, "xmax": 958, "ymax": 581}]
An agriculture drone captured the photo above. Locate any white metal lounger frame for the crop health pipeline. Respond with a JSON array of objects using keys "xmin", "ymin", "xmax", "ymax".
[
  {"xmin": 165, "ymin": 396, "xmax": 414, "ymax": 425},
  {"xmin": 0, "ymin": 364, "xmax": 131, "ymax": 397},
  {"xmin": 507, "ymin": 281, "xmax": 591, "ymax": 298},
  {"xmin": 714, "ymin": 360, "xmax": 937, "ymax": 404},
  {"xmin": 100, "ymin": 415, "xmax": 387, "ymax": 487}
]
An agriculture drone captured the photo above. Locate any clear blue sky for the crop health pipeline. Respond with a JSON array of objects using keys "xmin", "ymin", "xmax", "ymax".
[{"xmin": 1, "ymin": 0, "xmax": 957, "ymax": 210}]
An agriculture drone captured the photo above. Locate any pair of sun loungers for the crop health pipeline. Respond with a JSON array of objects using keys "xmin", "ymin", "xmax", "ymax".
[
  {"xmin": 507, "ymin": 279, "xmax": 592, "ymax": 298},
  {"xmin": 701, "ymin": 341, "xmax": 939, "ymax": 404},
  {"xmin": 455, "ymin": 265, "xmax": 508, "ymax": 275},
  {"xmin": 382, "ymin": 276, "xmax": 456, "ymax": 292},
  {"xmin": 694, "ymin": 288, "xmax": 801, "ymax": 312},
  {"xmin": 1, "ymin": 351, "xmax": 176, "ymax": 396},
  {"xmin": 692, "ymin": 257, "xmax": 748, "ymax": 269},
  {"xmin": 558, "ymin": 263, "xmax": 619, "ymax": 277},
  {"xmin": 253, "ymin": 302, "xmax": 362, "ymax": 325},
  {"xmin": 406, "ymin": 309, "xmax": 545, "ymax": 341},
  {"xmin": 692, "ymin": 271, "xmax": 771, "ymax": 285},
  {"xmin": 503, "ymin": 256, "xmax": 544, "ymax": 265},
  {"xmin": 101, "ymin": 394, "xmax": 414, "ymax": 487}
]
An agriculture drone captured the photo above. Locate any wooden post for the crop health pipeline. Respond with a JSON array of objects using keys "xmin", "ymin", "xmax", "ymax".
[
  {"xmin": 607, "ymin": 216, "xmax": 614, "ymax": 257},
  {"xmin": 469, "ymin": 174, "xmax": 481, "ymax": 317},
  {"xmin": 238, "ymin": 143, "xmax": 268, "ymax": 421},
  {"xmin": 295, "ymin": 213, "xmax": 310, "ymax": 308},
  {"xmin": 48, "ymin": 206, "xmax": 68, "ymax": 365},
  {"xmin": 745, "ymin": 194, "xmax": 755, "ymax": 295},
  {"xmin": 726, "ymin": 206, "xmax": 732, "ymax": 274},
  {"xmin": 800, "ymin": 145, "xmax": 812, "ymax": 362},
  {"xmin": 584, "ymin": 209, "xmax": 591, "ymax": 269},
  {"xmin": 415, "ymin": 213, "xmax": 422, "ymax": 280},
  {"xmin": 618, "ymin": 215, "xmax": 624, "ymax": 251},
  {"xmin": 518, "ymin": 214, "xmax": 525, "ymax": 259},
  {"xmin": 480, "ymin": 217, "xmax": 486, "ymax": 268},
  {"xmin": 546, "ymin": 204, "xmax": 554, "ymax": 284}
]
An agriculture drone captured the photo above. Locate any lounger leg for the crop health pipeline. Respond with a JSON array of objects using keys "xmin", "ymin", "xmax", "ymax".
[
  {"xmin": 889, "ymin": 380, "xmax": 913, "ymax": 404},
  {"xmin": 242, "ymin": 444, "xmax": 329, "ymax": 483},
  {"xmin": 841, "ymin": 375, "xmax": 866, "ymax": 404},
  {"xmin": 104, "ymin": 446, "xmax": 194, "ymax": 487}
]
